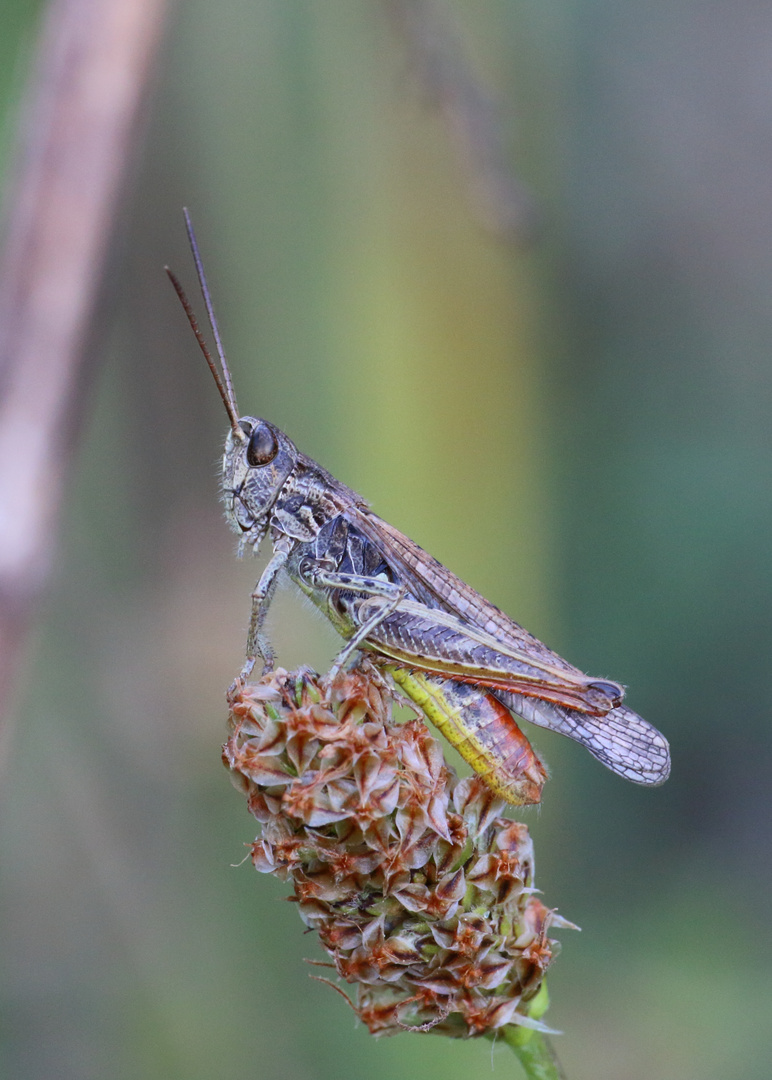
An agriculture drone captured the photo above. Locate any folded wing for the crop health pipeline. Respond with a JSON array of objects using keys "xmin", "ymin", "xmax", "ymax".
[{"xmin": 492, "ymin": 689, "xmax": 671, "ymax": 786}]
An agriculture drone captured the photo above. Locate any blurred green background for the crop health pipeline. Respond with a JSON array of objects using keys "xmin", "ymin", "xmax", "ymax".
[{"xmin": 3, "ymin": 2, "xmax": 771, "ymax": 1078}]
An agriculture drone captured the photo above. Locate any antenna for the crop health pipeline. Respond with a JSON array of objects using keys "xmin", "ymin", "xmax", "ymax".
[{"xmin": 165, "ymin": 209, "xmax": 244, "ymax": 440}]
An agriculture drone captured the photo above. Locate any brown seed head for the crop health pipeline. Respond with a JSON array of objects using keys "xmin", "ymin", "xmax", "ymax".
[{"xmin": 223, "ymin": 665, "xmax": 573, "ymax": 1038}]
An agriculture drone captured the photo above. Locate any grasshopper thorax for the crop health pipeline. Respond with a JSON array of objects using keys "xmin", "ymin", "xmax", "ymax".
[{"xmin": 222, "ymin": 416, "xmax": 299, "ymax": 540}]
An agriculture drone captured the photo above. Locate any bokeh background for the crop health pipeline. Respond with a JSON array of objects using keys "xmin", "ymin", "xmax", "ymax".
[{"xmin": 2, "ymin": 2, "xmax": 772, "ymax": 1078}]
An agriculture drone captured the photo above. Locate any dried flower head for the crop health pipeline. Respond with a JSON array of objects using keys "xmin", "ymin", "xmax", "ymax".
[{"xmin": 223, "ymin": 664, "xmax": 573, "ymax": 1039}]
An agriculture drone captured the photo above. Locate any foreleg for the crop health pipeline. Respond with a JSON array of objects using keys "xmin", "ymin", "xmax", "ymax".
[{"xmin": 243, "ymin": 544, "xmax": 292, "ymax": 678}]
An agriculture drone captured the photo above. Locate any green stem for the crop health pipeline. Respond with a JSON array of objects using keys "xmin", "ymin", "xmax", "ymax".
[
  {"xmin": 491, "ymin": 983, "xmax": 565, "ymax": 1080},
  {"xmin": 499, "ymin": 1027, "xmax": 565, "ymax": 1080}
]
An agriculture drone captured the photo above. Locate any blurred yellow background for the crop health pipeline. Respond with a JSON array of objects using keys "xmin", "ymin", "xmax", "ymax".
[{"xmin": 2, "ymin": 2, "xmax": 771, "ymax": 1078}]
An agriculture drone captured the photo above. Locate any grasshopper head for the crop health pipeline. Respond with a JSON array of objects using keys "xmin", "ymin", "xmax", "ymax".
[
  {"xmin": 222, "ymin": 416, "xmax": 298, "ymax": 539},
  {"xmin": 166, "ymin": 213, "xmax": 314, "ymax": 543}
]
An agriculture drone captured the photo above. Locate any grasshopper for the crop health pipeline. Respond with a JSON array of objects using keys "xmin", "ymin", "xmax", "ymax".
[{"xmin": 167, "ymin": 211, "xmax": 670, "ymax": 805}]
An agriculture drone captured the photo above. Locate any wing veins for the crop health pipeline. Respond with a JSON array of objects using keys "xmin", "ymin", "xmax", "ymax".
[{"xmin": 349, "ymin": 509, "xmax": 609, "ymax": 707}]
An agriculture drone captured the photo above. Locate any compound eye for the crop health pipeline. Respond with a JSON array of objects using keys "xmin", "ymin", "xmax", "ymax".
[{"xmin": 246, "ymin": 421, "xmax": 278, "ymax": 467}]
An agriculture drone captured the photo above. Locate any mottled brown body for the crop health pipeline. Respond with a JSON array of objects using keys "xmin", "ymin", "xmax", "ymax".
[
  {"xmin": 220, "ymin": 415, "xmax": 670, "ymax": 795},
  {"xmin": 169, "ymin": 211, "xmax": 671, "ymax": 803}
]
